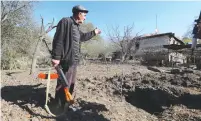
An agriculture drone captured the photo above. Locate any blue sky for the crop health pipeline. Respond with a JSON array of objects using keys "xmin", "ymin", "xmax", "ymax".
[{"xmin": 33, "ymin": 1, "xmax": 201, "ymax": 40}]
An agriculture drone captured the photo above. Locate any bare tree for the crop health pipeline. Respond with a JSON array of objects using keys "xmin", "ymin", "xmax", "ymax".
[
  {"xmin": 106, "ymin": 24, "xmax": 142, "ymax": 62},
  {"xmin": 30, "ymin": 17, "xmax": 56, "ymax": 74},
  {"xmin": 1, "ymin": 1, "xmax": 39, "ymax": 70},
  {"xmin": 1, "ymin": 1, "xmax": 34, "ymax": 23}
]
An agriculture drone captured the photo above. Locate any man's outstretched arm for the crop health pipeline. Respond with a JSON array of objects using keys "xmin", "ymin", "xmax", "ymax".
[{"xmin": 80, "ymin": 28, "xmax": 101, "ymax": 42}]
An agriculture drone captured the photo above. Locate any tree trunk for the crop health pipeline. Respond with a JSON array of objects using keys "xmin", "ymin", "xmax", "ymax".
[
  {"xmin": 29, "ymin": 17, "xmax": 55, "ymax": 74},
  {"xmin": 30, "ymin": 36, "xmax": 43, "ymax": 74},
  {"xmin": 121, "ymin": 53, "xmax": 126, "ymax": 62}
]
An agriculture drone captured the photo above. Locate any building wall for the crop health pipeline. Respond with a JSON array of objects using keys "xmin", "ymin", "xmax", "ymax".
[
  {"xmin": 133, "ymin": 34, "xmax": 187, "ymax": 65},
  {"xmin": 169, "ymin": 37, "xmax": 182, "ymax": 45},
  {"xmin": 135, "ymin": 35, "xmax": 170, "ymax": 56},
  {"xmin": 140, "ymin": 35, "xmax": 169, "ymax": 48},
  {"xmin": 169, "ymin": 52, "xmax": 187, "ymax": 64}
]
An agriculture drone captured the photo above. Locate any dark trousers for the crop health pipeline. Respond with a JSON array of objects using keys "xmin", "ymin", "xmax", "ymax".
[{"xmin": 55, "ymin": 63, "xmax": 77, "ymax": 107}]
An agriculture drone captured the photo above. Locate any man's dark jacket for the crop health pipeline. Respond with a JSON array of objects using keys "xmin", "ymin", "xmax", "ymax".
[{"xmin": 52, "ymin": 17, "xmax": 96, "ymax": 65}]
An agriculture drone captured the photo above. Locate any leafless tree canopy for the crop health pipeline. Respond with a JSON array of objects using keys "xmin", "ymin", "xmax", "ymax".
[
  {"xmin": 1, "ymin": 1, "xmax": 40, "ymax": 70},
  {"xmin": 106, "ymin": 24, "xmax": 142, "ymax": 62},
  {"xmin": 1, "ymin": 1, "xmax": 34, "ymax": 24}
]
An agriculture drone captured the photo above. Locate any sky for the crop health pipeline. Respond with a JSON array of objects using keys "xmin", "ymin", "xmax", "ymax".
[{"xmin": 33, "ymin": 1, "xmax": 201, "ymax": 40}]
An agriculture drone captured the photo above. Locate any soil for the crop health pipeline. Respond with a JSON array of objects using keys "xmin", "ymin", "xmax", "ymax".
[{"xmin": 1, "ymin": 63, "xmax": 201, "ymax": 121}]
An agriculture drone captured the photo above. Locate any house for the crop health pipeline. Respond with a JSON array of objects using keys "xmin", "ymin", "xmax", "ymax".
[
  {"xmin": 132, "ymin": 32, "xmax": 185, "ymax": 65},
  {"xmin": 163, "ymin": 44, "xmax": 201, "ymax": 68}
]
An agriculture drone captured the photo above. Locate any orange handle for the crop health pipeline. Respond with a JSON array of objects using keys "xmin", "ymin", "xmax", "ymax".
[
  {"xmin": 38, "ymin": 73, "xmax": 59, "ymax": 79},
  {"xmin": 64, "ymin": 88, "xmax": 74, "ymax": 104}
]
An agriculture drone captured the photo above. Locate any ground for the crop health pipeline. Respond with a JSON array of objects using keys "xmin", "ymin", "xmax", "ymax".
[{"xmin": 1, "ymin": 63, "xmax": 201, "ymax": 121}]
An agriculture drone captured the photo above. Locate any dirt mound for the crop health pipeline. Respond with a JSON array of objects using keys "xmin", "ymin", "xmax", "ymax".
[{"xmin": 106, "ymin": 68, "xmax": 201, "ymax": 121}]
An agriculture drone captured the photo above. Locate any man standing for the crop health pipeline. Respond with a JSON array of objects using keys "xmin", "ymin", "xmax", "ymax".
[
  {"xmin": 51, "ymin": 5, "xmax": 101, "ymax": 110},
  {"xmin": 192, "ymin": 11, "xmax": 201, "ymax": 50}
]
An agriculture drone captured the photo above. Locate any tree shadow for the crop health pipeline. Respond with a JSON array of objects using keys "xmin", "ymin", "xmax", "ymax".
[
  {"xmin": 1, "ymin": 84, "xmax": 55, "ymax": 119},
  {"xmin": 5, "ymin": 71, "xmax": 25, "ymax": 76},
  {"xmin": 1, "ymin": 84, "xmax": 110, "ymax": 121}
]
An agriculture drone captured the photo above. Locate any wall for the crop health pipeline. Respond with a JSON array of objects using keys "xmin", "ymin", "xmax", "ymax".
[
  {"xmin": 135, "ymin": 35, "xmax": 170, "ymax": 56},
  {"xmin": 169, "ymin": 37, "xmax": 182, "ymax": 45},
  {"xmin": 169, "ymin": 52, "xmax": 187, "ymax": 64}
]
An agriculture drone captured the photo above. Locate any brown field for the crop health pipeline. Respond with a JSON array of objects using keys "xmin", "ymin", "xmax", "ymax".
[{"xmin": 1, "ymin": 63, "xmax": 201, "ymax": 121}]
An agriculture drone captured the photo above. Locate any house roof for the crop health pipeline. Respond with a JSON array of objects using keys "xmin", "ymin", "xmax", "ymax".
[
  {"xmin": 139, "ymin": 32, "xmax": 174, "ymax": 39},
  {"xmin": 133, "ymin": 32, "xmax": 184, "ymax": 45},
  {"xmin": 163, "ymin": 44, "xmax": 201, "ymax": 50}
]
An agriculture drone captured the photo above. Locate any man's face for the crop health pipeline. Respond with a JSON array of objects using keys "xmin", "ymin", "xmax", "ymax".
[{"xmin": 78, "ymin": 12, "xmax": 87, "ymax": 24}]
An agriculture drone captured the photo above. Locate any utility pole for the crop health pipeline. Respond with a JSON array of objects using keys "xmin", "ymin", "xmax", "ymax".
[{"xmin": 155, "ymin": 14, "xmax": 158, "ymax": 34}]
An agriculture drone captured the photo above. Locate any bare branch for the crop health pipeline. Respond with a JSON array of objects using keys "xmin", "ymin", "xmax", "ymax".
[
  {"xmin": 106, "ymin": 22, "xmax": 142, "ymax": 62},
  {"xmin": 45, "ymin": 18, "xmax": 56, "ymax": 33},
  {"xmin": 110, "ymin": 38, "xmax": 121, "ymax": 47},
  {"xmin": 1, "ymin": 1, "xmax": 32, "ymax": 23},
  {"xmin": 1, "ymin": 1, "xmax": 5, "ymax": 16},
  {"xmin": 40, "ymin": 15, "xmax": 45, "ymax": 34},
  {"xmin": 46, "ymin": 25, "xmax": 57, "ymax": 34},
  {"xmin": 135, "ymin": 28, "xmax": 144, "ymax": 37},
  {"xmin": 11, "ymin": 1, "xmax": 32, "ymax": 14}
]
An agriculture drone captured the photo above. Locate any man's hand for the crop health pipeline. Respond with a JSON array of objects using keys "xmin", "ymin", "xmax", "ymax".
[
  {"xmin": 94, "ymin": 28, "xmax": 101, "ymax": 35},
  {"xmin": 52, "ymin": 59, "xmax": 60, "ymax": 67}
]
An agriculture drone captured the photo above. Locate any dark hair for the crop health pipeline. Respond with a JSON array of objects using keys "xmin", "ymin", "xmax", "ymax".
[
  {"xmin": 73, "ymin": 11, "xmax": 87, "ymax": 17},
  {"xmin": 73, "ymin": 12, "xmax": 79, "ymax": 17}
]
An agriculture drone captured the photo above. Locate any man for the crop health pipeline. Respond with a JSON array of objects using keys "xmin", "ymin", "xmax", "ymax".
[
  {"xmin": 192, "ymin": 22, "xmax": 199, "ymax": 49},
  {"xmin": 192, "ymin": 11, "xmax": 201, "ymax": 50},
  {"xmin": 51, "ymin": 5, "xmax": 101, "ymax": 111}
]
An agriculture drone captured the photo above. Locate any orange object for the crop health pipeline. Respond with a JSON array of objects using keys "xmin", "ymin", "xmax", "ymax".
[
  {"xmin": 38, "ymin": 73, "xmax": 59, "ymax": 79},
  {"xmin": 64, "ymin": 88, "xmax": 74, "ymax": 104}
]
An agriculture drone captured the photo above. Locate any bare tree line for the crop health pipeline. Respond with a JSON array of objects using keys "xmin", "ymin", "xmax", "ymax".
[{"xmin": 1, "ymin": 1, "xmax": 40, "ymax": 70}]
